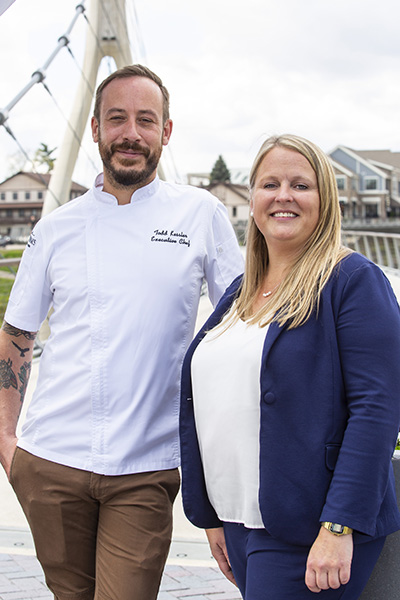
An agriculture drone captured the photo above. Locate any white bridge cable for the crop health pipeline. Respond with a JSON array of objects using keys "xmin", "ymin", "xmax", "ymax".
[
  {"xmin": 110, "ymin": 0, "xmax": 143, "ymax": 63},
  {"xmin": 39, "ymin": 81, "xmax": 100, "ymax": 177},
  {"xmin": 130, "ymin": 1, "xmax": 148, "ymax": 63},
  {"xmin": 0, "ymin": 2, "xmax": 87, "ymax": 127},
  {"xmin": 81, "ymin": 9, "xmax": 109, "ymax": 64}
]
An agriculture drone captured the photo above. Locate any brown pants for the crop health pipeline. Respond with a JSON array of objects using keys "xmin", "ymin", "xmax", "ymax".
[{"xmin": 10, "ymin": 448, "xmax": 180, "ymax": 600}]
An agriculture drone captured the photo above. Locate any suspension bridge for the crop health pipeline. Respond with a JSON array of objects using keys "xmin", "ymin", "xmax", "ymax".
[
  {"xmin": 0, "ymin": 0, "xmax": 179, "ymax": 212},
  {"xmin": 0, "ymin": 2, "xmax": 400, "ymax": 599}
]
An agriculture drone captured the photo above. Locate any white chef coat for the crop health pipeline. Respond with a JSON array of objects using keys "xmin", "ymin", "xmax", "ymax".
[{"xmin": 5, "ymin": 174, "xmax": 244, "ymax": 475}]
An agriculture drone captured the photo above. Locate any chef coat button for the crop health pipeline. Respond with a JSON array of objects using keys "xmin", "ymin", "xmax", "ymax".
[{"xmin": 263, "ymin": 392, "xmax": 276, "ymax": 405}]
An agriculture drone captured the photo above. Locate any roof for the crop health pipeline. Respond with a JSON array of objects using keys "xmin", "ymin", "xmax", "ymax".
[
  {"xmin": 329, "ymin": 146, "xmax": 389, "ymax": 178},
  {"xmin": 0, "ymin": 171, "xmax": 88, "ymax": 193},
  {"xmin": 355, "ymin": 150, "xmax": 400, "ymax": 170},
  {"xmin": 207, "ymin": 181, "xmax": 249, "ymax": 201}
]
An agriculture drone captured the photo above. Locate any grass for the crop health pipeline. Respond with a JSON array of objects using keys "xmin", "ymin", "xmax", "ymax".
[
  {"xmin": 0, "ymin": 249, "xmax": 23, "ymax": 274},
  {"xmin": 0, "ymin": 278, "xmax": 14, "ymax": 323}
]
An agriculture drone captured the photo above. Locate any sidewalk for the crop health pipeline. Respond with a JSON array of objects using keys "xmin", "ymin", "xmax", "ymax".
[
  {"xmin": 0, "ymin": 549, "xmax": 241, "ymax": 600},
  {"xmin": 0, "ymin": 523, "xmax": 241, "ymax": 600}
]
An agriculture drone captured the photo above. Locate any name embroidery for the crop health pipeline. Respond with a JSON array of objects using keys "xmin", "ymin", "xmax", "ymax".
[
  {"xmin": 27, "ymin": 231, "xmax": 37, "ymax": 248},
  {"xmin": 151, "ymin": 229, "xmax": 191, "ymax": 248}
]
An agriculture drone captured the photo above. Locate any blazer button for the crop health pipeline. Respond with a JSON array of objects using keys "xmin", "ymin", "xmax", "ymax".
[{"xmin": 263, "ymin": 392, "xmax": 276, "ymax": 405}]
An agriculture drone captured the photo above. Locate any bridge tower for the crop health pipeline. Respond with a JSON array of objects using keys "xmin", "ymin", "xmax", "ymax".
[{"xmin": 42, "ymin": 0, "xmax": 143, "ymax": 216}]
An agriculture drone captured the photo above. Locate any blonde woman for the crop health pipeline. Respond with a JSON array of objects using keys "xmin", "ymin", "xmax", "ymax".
[{"xmin": 180, "ymin": 134, "xmax": 400, "ymax": 599}]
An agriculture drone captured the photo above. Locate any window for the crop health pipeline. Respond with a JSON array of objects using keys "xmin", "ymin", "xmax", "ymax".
[
  {"xmin": 6, "ymin": 209, "xmax": 12, "ymax": 217},
  {"xmin": 0, "ymin": 192, "xmax": 5, "ymax": 200},
  {"xmin": 12, "ymin": 192, "xmax": 18, "ymax": 200},
  {"xmin": 38, "ymin": 191, "xmax": 43, "ymax": 200},
  {"xmin": 336, "ymin": 176, "xmax": 346, "ymax": 191},
  {"xmin": 365, "ymin": 204, "xmax": 378, "ymax": 218},
  {"xmin": 25, "ymin": 192, "xmax": 31, "ymax": 200},
  {"xmin": 232, "ymin": 207, "xmax": 237, "ymax": 217},
  {"xmin": 19, "ymin": 209, "xmax": 25, "ymax": 217},
  {"xmin": 365, "ymin": 177, "xmax": 378, "ymax": 190}
]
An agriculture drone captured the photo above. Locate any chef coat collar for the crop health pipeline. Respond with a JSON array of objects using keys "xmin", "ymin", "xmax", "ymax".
[{"xmin": 93, "ymin": 173, "xmax": 161, "ymax": 205}]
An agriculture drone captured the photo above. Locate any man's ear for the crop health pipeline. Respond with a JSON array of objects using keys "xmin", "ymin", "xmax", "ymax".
[
  {"xmin": 91, "ymin": 116, "xmax": 99, "ymax": 143},
  {"xmin": 162, "ymin": 119, "xmax": 173, "ymax": 146}
]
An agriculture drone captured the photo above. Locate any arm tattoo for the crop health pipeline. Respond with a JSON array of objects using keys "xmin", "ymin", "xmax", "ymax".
[
  {"xmin": 1, "ymin": 322, "xmax": 36, "ymax": 341},
  {"xmin": 0, "ymin": 358, "xmax": 18, "ymax": 391},
  {"xmin": 18, "ymin": 361, "xmax": 31, "ymax": 403},
  {"xmin": 11, "ymin": 340, "xmax": 30, "ymax": 358}
]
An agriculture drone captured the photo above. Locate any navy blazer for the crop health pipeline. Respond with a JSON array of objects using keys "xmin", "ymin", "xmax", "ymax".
[{"xmin": 180, "ymin": 252, "xmax": 400, "ymax": 546}]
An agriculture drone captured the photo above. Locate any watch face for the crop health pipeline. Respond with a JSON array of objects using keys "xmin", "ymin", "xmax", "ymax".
[{"xmin": 331, "ymin": 523, "xmax": 344, "ymax": 534}]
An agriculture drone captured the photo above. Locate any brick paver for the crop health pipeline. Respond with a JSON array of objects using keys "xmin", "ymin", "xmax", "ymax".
[{"xmin": 0, "ymin": 553, "xmax": 242, "ymax": 600}]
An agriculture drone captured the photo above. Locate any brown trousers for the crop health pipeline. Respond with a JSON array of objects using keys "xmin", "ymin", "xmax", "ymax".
[{"xmin": 10, "ymin": 448, "xmax": 180, "ymax": 600}]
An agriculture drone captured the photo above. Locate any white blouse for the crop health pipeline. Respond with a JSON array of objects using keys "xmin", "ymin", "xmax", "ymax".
[{"xmin": 191, "ymin": 308, "xmax": 268, "ymax": 528}]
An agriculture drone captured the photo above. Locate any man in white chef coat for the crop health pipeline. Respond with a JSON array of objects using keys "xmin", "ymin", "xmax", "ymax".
[{"xmin": 0, "ymin": 64, "xmax": 243, "ymax": 600}]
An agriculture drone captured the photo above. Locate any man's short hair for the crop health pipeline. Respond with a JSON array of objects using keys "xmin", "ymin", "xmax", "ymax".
[{"xmin": 93, "ymin": 64, "xmax": 170, "ymax": 124}]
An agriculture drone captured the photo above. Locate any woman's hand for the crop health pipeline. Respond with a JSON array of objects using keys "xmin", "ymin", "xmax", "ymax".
[
  {"xmin": 305, "ymin": 526, "xmax": 353, "ymax": 593},
  {"xmin": 206, "ymin": 527, "xmax": 237, "ymax": 586}
]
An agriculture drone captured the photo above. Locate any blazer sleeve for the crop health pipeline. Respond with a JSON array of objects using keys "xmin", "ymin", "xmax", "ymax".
[{"xmin": 320, "ymin": 259, "xmax": 400, "ymax": 536}]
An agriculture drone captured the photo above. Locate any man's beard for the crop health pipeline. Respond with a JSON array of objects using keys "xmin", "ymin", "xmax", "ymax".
[{"xmin": 98, "ymin": 138, "xmax": 162, "ymax": 189}]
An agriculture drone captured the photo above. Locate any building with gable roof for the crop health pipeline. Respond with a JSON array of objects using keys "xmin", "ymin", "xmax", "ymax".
[
  {"xmin": 0, "ymin": 172, "xmax": 87, "ymax": 240},
  {"xmin": 329, "ymin": 146, "xmax": 400, "ymax": 220}
]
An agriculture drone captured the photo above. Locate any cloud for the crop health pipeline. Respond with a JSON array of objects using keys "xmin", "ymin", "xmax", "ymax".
[{"xmin": 1, "ymin": 0, "xmax": 400, "ymax": 185}]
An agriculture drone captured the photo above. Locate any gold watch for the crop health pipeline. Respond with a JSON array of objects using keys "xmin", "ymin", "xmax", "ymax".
[{"xmin": 321, "ymin": 522, "xmax": 353, "ymax": 536}]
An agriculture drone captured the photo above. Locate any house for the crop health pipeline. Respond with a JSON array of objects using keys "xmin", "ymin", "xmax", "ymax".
[
  {"xmin": 0, "ymin": 172, "xmax": 87, "ymax": 240},
  {"xmin": 186, "ymin": 168, "xmax": 250, "ymax": 241},
  {"xmin": 328, "ymin": 147, "xmax": 400, "ymax": 220},
  {"xmin": 207, "ymin": 182, "xmax": 249, "ymax": 242}
]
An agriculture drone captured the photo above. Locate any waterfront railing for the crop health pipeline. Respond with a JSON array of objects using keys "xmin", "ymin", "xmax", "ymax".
[{"xmin": 341, "ymin": 230, "xmax": 400, "ymax": 271}]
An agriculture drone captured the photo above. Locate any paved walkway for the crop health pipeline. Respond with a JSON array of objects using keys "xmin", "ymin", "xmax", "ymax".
[
  {"xmin": 0, "ymin": 525, "xmax": 241, "ymax": 600},
  {"xmin": 0, "ymin": 551, "xmax": 241, "ymax": 600}
]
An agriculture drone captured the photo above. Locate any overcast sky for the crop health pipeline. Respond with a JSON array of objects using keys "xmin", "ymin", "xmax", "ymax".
[{"xmin": 0, "ymin": 0, "xmax": 400, "ymax": 187}]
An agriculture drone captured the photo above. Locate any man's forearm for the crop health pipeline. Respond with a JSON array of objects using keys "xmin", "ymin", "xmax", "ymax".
[{"xmin": 0, "ymin": 322, "xmax": 36, "ymax": 474}]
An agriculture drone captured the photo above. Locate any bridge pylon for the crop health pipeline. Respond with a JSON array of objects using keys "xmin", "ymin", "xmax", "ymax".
[{"xmin": 42, "ymin": 0, "xmax": 133, "ymax": 216}]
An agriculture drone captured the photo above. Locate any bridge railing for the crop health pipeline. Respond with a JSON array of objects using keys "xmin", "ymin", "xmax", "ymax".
[
  {"xmin": 2, "ymin": 232, "xmax": 400, "ymax": 274},
  {"xmin": 341, "ymin": 230, "xmax": 400, "ymax": 271}
]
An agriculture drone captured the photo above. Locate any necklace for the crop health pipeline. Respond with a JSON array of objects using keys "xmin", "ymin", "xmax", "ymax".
[{"xmin": 262, "ymin": 282, "xmax": 280, "ymax": 298}]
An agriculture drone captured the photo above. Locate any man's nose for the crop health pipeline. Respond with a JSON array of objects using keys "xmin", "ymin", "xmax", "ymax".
[{"xmin": 123, "ymin": 119, "xmax": 141, "ymax": 142}]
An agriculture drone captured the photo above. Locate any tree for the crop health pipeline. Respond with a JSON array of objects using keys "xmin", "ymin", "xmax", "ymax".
[
  {"xmin": 210, "ymin": 155, "xmax": 231, "ymax": 183},
  {"xmin": 33, "ymin": 143, "xmax": 57, "ymax": 173}
]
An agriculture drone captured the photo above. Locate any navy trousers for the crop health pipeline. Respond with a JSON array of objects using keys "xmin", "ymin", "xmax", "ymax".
[{"xmin": 223, "ymin": 523, "xmax": 385, "ymax": 600}]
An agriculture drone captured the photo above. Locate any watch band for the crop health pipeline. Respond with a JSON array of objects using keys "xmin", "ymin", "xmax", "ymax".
[{"xmin": 321, "ymin": 522, "xmax": 353, "ymax": 536}]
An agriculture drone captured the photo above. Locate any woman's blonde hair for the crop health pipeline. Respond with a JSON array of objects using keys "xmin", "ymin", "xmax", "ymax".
[{"xmin": 234, "ymin": 134, "xmax": 350, "ymax": 330}]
